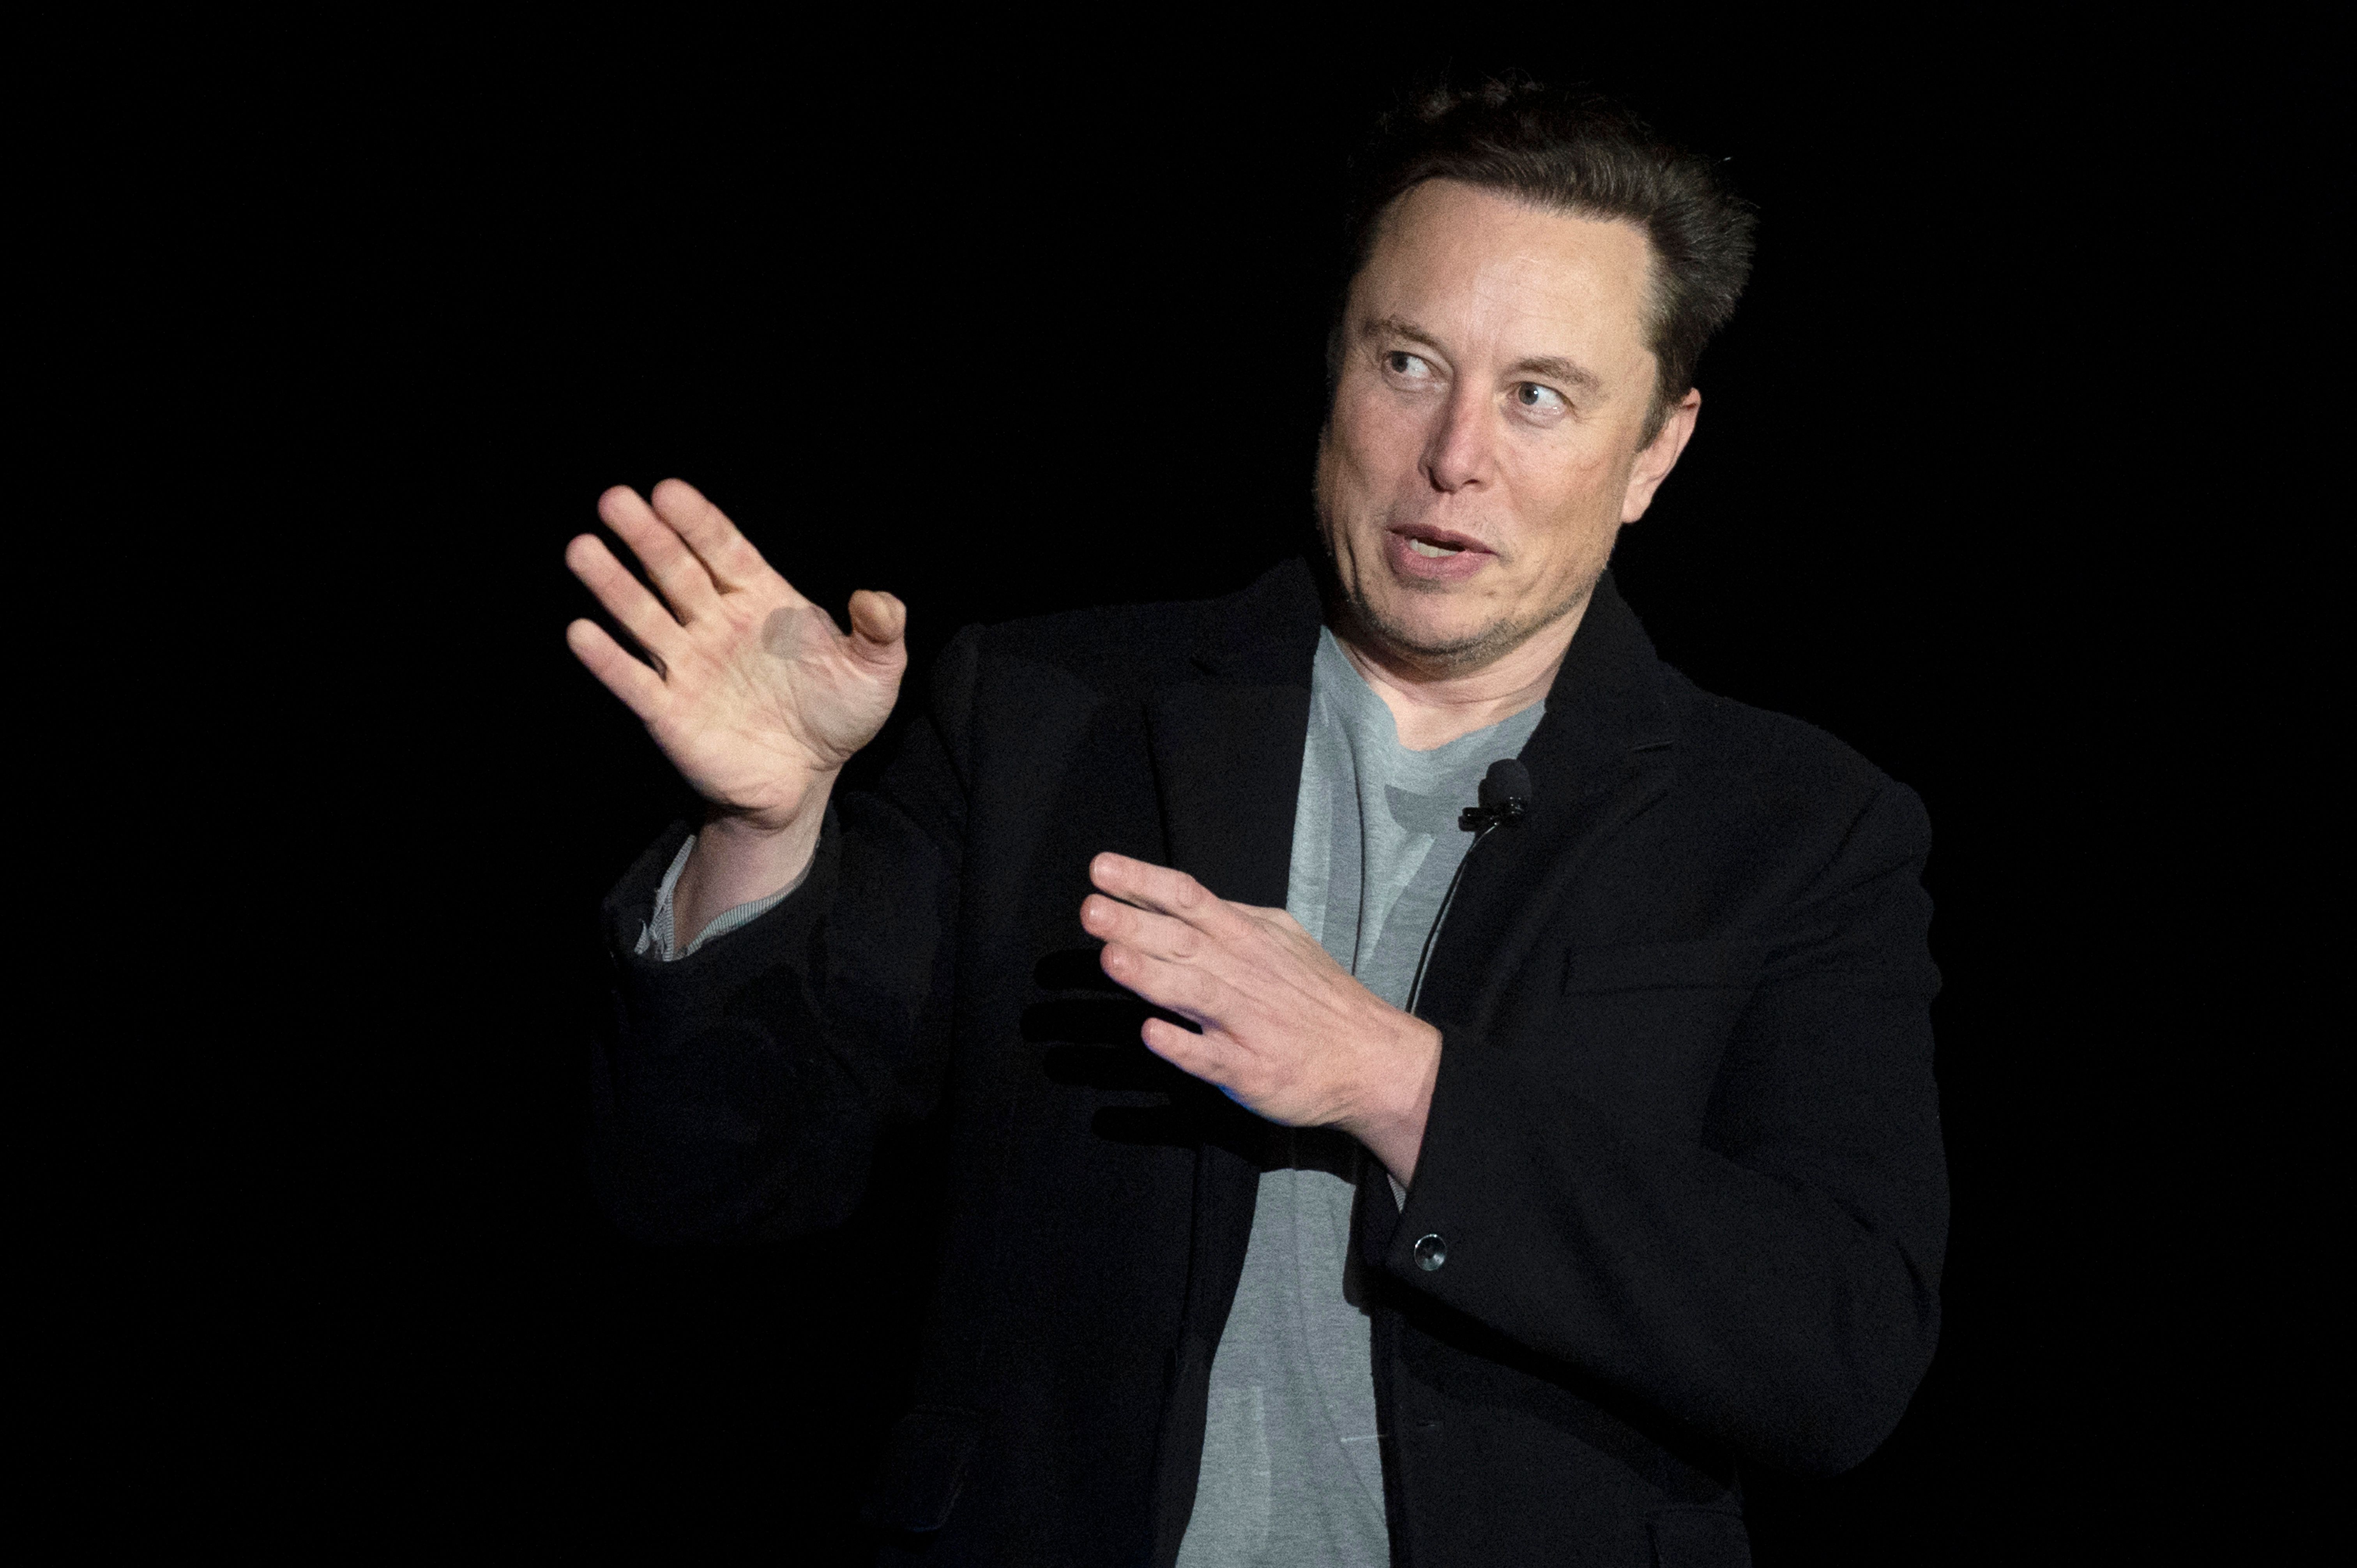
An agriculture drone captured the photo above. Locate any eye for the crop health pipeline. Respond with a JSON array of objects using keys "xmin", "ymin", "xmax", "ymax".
[
  {"xmin": 1384, "ymin": 350, "xmax": 1434, "ymax": 379},
  {"xmin": 1514, "ymin": 382, "xmax": 1567, "ymax": 413}
]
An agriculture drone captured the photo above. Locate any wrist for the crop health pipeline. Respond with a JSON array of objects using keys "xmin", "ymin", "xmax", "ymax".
[
  {"xmin": 701, "ymin": 801, "xmax": 823, "ymax": 853},
  {"xmin": 675, "ymin": 779, "xmax": 835, "ymax": 944},
  {"xmin": 716, "ymin": 766, "xmax": 842, "ymax": 839},
  {"xmin": 1348, "ymin": 1015, "xmax": 1442, "ymax": 1187}
]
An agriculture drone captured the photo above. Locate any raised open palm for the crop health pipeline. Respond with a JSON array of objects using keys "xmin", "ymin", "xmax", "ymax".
[{"xmin": 564, "ymin": 479, "xmax": 906, "ymax": 832}]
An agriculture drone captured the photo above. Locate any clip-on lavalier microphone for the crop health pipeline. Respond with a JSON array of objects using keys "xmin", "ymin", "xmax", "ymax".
[{"xmin": 1406, "ymin": 758, "xmax": 1533, "ymax": 1014}]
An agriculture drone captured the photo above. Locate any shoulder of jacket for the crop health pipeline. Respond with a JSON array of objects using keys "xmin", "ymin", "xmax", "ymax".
[{"xmin": 1664, "ymin": 669, "xmax": 1912, "ymax": 815}]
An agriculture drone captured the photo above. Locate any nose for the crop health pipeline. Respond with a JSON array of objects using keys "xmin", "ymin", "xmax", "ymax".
[{"xmin": 1420, "ymin": 382, "xmax": 1494, "ymax": 494}]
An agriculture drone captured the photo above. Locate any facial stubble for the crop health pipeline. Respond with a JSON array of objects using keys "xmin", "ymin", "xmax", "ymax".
[{"xmin": 1315, "ymin": 513, "xmax": 1602, "ymax": 681}]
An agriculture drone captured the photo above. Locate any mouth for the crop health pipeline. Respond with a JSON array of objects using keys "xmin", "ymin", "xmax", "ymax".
[
  {"xmin": 1391, "ymin": 523, "xmax": 1491, "ymax": 558},
  {"xmin": 1382, "ymin": 523, "xmax": 1495, "ymax": 581}
]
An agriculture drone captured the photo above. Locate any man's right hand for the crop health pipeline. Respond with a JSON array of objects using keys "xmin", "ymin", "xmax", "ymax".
[{"xmin": 565, "ymin": 479, "xmax": 906, "ymax": 936}]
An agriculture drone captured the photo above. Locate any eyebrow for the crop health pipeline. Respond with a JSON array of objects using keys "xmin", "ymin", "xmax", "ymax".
[{"xmin": 1362, "ymin": 314, "xmax": 1605, "ymax": 397}]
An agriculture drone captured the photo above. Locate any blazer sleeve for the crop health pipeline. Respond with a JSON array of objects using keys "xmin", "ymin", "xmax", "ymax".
[
  {"xmin": 1378, "ymin": 780, "xmax": 1947, "ymax": 1476},
  {"xmin": 588, "ymin": 626, "xmax": 982, "ymax": 1244}
]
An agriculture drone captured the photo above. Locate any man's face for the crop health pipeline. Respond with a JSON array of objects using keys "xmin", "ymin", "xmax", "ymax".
[{"xmin": 1315, "ymin": 179, "xmax": 1698, "ymax": 675}]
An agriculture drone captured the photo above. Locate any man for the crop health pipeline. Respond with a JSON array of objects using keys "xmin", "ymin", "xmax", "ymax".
[{"xmin": 566, "ymin": 82, "xmax": 1945, "ymax": 1566}]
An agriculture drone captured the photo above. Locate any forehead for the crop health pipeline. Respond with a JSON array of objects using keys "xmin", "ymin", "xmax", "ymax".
[{"xmin": 1357, "ymin": 180, "xmax": 1656, "ymax": 355}]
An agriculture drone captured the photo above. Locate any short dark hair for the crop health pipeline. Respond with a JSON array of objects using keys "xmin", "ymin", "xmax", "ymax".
[{"xmin": 1332, "ymin": 79, "xmax": 1757, "ymax": 441}]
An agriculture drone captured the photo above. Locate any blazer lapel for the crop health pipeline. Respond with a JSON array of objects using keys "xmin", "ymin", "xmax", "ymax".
[
  {"xmin": 1411, "ymin": 572, "xmax": 1679, "ymax": 1032},
  {"xmin": 1141, "ymin": 558, "xmax": 1323, "ymax": 910}
]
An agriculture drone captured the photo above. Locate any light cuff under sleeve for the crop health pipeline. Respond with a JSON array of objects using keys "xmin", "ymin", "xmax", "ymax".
[{"xmin": 634, "ymin": 833, "xmax": 812, "ymax": 962}]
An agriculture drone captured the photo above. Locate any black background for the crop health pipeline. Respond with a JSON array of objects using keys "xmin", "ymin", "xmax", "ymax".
[{"xmin": 94, "ymin": 18, "xmax": 2327, "ymax": 1564}]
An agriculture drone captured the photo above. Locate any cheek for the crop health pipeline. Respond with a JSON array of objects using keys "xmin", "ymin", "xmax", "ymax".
[
  {"xmin": 1510, "ymin": 440, "xmax": 1630, "ymax": 530},
  {"xmin": 1522, "ymin": 440, "xmax": 1617, "ymax": 501},
  {"xmin": 1498, "ymin": 447, "xmax": 1631, "ymax": 577}
]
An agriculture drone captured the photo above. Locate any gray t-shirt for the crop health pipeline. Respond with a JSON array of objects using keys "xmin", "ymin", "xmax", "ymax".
[{"xmin": 1177, "ymin": 628, "xmax": 1544, "ymax": 1568}]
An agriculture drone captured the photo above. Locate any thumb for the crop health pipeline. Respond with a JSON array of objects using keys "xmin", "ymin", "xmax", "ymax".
[{"xmin": 845, "ymin": 590, "xmax": 908, "ymax": 667}]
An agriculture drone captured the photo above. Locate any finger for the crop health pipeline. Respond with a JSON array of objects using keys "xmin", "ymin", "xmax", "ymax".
[
  {"xmin": 1080, "ymin": 893, "xmax": 1202, "ymax": 961},
  {"xmin": 1099, "ymin": 942, "xmax": 1225, "ymax": 1021},
  {"xmin": 648, "ymin": 478, "xmax": 773, "ymax": 593},
  {"xmin": 596, "ymin": 486, "xmax": 723, "ymax": 623},
  {"xmin": 565, "ymin": 618, "xmax": 669, "ymax": 724},
  {"xmin": 845, "ymin": 590, "xmax": 908, "ymax": 673},
  {"xmin": 1140, "ymin": 1015, "xmax": 1234, "ymax": 1090},
  {"xmin": 1089, "ymin": 853, "xmax": 1240, "ymax": 931},
  {"xmin": 566, "ymin": 533, "xmax": 688, "ymax": 663}
]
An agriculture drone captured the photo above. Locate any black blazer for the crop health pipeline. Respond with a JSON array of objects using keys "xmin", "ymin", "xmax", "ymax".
[{"xmin": 592, "ymin": 560, "xmax": 1946, "ymax": 1568}]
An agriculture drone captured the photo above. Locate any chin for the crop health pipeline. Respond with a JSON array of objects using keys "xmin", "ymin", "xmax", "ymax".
[
  {"xmin": 1343, "ymin": 556, "xmax": 1604, "ymax": 678},
  {"xmin": 1375, "ymin": 594, "xmax": 1482, "ymax": 646},
  {"xmin": 1350, "ymin": 590, "xmax": 1524, "ymax": 673}
]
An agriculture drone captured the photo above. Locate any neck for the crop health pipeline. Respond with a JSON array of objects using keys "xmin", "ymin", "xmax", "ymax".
[{"xmin": 1332, "ymin": 595, "xmax": 1589, "ymax": 751}]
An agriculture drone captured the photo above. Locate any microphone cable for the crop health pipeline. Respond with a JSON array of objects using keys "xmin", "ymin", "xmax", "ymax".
[{"xmin": 1405, "ymin": 758, "xmax": 1532, "ymax": 1016}]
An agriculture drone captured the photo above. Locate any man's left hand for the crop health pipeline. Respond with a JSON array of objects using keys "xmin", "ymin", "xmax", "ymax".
[{"xmin": 1081, "ymin": 852, "xmax": 1442, "ymax": 1187}]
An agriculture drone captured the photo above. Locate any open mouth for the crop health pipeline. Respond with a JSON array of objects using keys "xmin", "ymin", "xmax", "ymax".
[{"xmin": 1389, "ymin": 524, "xmax": 1491, "ymax": 560}]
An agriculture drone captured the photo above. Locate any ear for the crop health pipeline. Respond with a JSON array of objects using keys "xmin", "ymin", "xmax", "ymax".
[{"xmin": 1618, "ymin": 388, "xmax": 1702, "ymax": 524}]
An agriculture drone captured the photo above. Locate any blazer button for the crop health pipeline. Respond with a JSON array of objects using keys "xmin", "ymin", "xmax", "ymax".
[{"xmin": 1413, "ymin": 1233, "xmax": 1447, "ymax": 1271}]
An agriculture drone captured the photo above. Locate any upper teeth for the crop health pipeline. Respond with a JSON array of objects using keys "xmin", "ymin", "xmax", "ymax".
[{"xmin": 1408, "ymin": 538, "xmax": 1461, "ymax": 557}]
